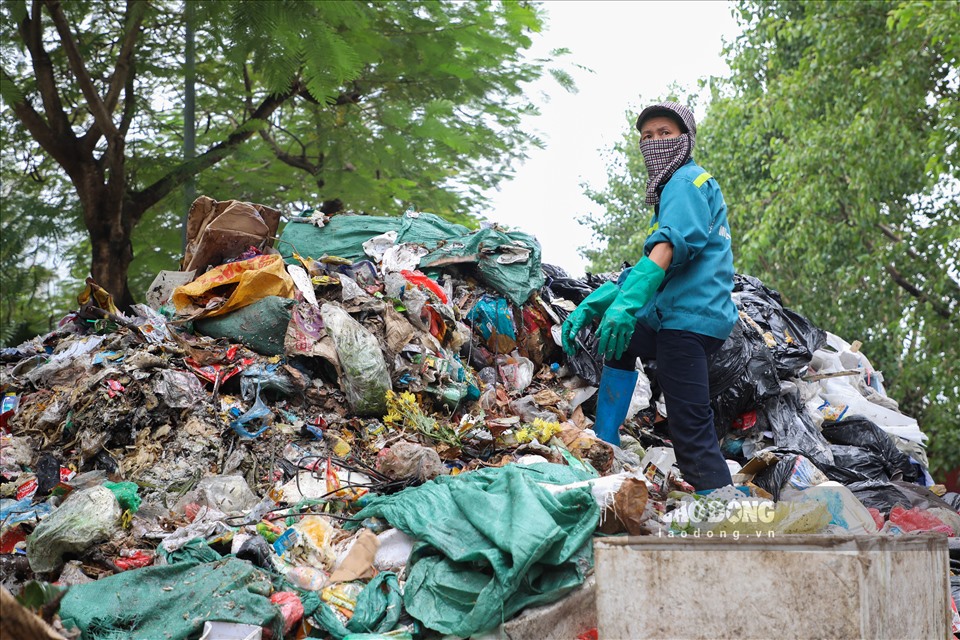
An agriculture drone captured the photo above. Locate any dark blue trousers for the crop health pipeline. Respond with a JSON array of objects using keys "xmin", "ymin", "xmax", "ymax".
[{"xmin": 608, "ymin": 324, "xmax": 732, "ymax": 491}]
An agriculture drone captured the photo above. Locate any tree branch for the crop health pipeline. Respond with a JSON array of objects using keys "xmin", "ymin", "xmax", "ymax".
[
  {"xmin": 1, "ymin": 67, "xmax": 81, "ymax": 177},
  {"xmin": 19, "ymin": 0, "xmax": 73, "ymax": 138},
  {"xmin": 45, "ymin": 0, "xmax": 118, "ymax": 138},
  {"xmin": 882, "ymin": 262, "xmax": 953, "ymax": 321},
  {"xmin": 117, "ymin": 54, "xmax": 137, "ymax": 139},
  {"xmin": 876, "ymin": 221, "xmax": 960, "ymax": 299},
  {"xmin": 242, "ymin": 63, "xmax": 254, "ymax": 116},
  {"xmin": 81, "ymin": 0, "xmax": 146, "ymax": 151},
  {"xmin": 863, "ymin": 234, "xmax": 954, "ymax": 320},
  {"xmin": 259, "ymin": 126, "xmax": 318, "ymax": 174},
  {"xmin": 104, "ymin": 0, "xmax": 146, "ymax": 113},
  {"xmin": 128, "ymin": 83, "xmax": 304, "ymax": 220},
  {"xmin": 270, "ymin": 121, "xmax": 309, "ymax": 157}
]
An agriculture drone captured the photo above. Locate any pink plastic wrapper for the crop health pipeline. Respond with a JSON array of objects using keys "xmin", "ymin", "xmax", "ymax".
[
  {"xmin": 867, "ymin": 507, "xmax": 885, "ymax": 531},
  {"xmin": 888, "ymin": 505, "xmax": 952, "ymax": 534}
]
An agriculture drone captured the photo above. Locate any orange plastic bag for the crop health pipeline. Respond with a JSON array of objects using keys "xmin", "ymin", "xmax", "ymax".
[{"xmin": 172, "ymin": 253, "xmax": 295, "ymax": 319}]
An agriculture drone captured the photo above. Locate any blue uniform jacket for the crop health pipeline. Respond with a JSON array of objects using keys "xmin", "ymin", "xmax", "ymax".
[{"xmin": 635, "ymin": 158, "xmax": 738, "ymax": 341}]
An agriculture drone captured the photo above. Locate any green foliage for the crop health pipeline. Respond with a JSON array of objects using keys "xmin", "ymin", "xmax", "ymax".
[
  {"xmin": 584, "ymin": 0, "xmax": 959, "ymax": 477},
  {"xmin": 204, "ymin": 1, "xmax": 551, "ymax": 219},
  {"xmin": 0, "ymin": 127, "xmax": 83, "ymax": 345},
  {"xmin": 0, "ymin": 0, "xmax": 561, "ymax": 313}
]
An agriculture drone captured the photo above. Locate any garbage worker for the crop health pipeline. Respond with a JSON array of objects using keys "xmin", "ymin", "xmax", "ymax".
[{"xmin": 561, "ymin": 101, "xmax": 737, "ymax": 492}]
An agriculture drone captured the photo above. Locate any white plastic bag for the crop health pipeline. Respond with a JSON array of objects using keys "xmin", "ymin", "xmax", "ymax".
[
  {"xmin": 27, "ymin": 486, "xmax": 120, "ymax": 573},
  {"xmin": 497, "ymin": 351, "xmax": 534, "ymax": 393},
  {"xmin": 321, "ymin": 304, "xmax": 391, "ymax": 416}
]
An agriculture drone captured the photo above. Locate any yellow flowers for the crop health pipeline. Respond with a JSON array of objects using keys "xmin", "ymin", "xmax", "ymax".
[
  {"xmin": 514, "ymin": 418, "xmax": 562, "ymax": 444},
  {"xmin": 383, "ymin": 390, "xmax": 460, "ymax": 448},
  {"xmin": 383, "ymin": 390, "xmax": 421, "ymax": 427}
]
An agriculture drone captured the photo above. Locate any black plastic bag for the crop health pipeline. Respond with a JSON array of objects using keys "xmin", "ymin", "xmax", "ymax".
[
  {"xmin": 565, "ymin": 328, "xmax": 604, "ymax": 386},
  {"xmin": 756, "ymin": 387, "xmax": 834, "ymax": 469},
  {"xmin": 539, "ymin": 269, "xmax": 611, "ymax": 386},
  {"xmin": 752, "ymin": 453, "xmax": 799, "ymax": 501},
  {"xmin": 34, "ymin": 453, "xmax": 62, "ymax": 499},
  {"xmin": 541, "ymin": 264, "xmax": 611, "ymax": 306},
  {"xmin": 708, "ymin": 321, "xmax": 750, "ymax": 394},
  {"xmin": 733, "ymin": 274, "xmax": 826, "ymax": 378},
  {"xmin": 709, "ymin": 321, "xmax": 780, "ymax": 438},
  {"xmin": 941, "ymin": 492, "xmax": 960, "ymax": 512},
  {"xmin": 846, "ymin": 480, "xmax": 956, "ymax": 516},
  {"xmin": 236, "ymin": 535, "xmax": 275, "ymax": 571},
  {"xmin": 821, "ymin": 444, "xmax": 890, "ymax": 484},
  {"xmin": 821, "ymin": 416, "xmax": 917, "ymax": 482}
]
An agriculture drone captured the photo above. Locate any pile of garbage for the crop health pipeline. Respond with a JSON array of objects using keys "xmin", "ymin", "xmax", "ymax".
[{"xmin": 1, "ymin": 199, "xmax": 957, "ymax": 639}]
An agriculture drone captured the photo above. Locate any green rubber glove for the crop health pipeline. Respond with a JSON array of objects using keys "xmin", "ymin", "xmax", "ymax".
[
  {"xmin": 596, "ymin": 257, "xmax": 666, "ymax": 360},
  {"xmin": 560, "ymin": 281, "xmax": 619, "ymax": 355}
]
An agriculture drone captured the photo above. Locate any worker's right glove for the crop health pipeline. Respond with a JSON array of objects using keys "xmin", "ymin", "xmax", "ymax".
[
  {"xmin": 560, "ymin": 281, "xmax": 619, "ymax": 355},
  {"xmin": 596, "ymin": 257, "xmax": 665, "ymax": 360}
]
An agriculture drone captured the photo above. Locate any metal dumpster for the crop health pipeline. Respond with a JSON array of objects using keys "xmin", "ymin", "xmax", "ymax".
[{"xmin": 595, "ymin": 534, "xmax": 951, "ymax": 639}]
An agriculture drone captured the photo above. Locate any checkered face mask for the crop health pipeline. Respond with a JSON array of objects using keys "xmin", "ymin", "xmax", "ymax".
[{"xmin": 640, "ymin": 133, "xmax": 692, "ymax": 205}]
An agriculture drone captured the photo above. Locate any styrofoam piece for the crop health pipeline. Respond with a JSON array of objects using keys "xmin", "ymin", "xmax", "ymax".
[
  {"xmin": 538, "ymin": 471, "xmax": 643, "ymax": 510},
  {"xmin": 199, "ymin": 621, "xmax": 262, "ymax": 640},
  {"xmin": 374, "ymin": 528, "xmax": 415, "ymax": 572}
]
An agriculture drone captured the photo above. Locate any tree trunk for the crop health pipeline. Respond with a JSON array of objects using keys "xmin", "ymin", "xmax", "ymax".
[
  {"xmin": 78, "ymin": 157, "xmax": 136, "ymax": 309},
  {"xmin": 89, "ymin": 223, "xmax": 135, "ymax": 309}
]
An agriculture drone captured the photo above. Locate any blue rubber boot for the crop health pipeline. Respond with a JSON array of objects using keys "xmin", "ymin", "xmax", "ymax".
[{"xmin": 592, "ymin": 365, "xmax": 638, "ymax": 447}]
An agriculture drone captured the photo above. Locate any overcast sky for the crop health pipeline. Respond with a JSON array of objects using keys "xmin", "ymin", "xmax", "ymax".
[{"xmin": 483, "ymin": 1, "xmax": 742, "ymax": 277}]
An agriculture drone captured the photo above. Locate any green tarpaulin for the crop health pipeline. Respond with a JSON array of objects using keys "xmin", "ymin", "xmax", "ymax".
[
  {"xmin": 278, "ymin": 212, "xmax": 544, "ymax": 306},
  {"xmin": 347, "ymin": 463, "xmax": 599, "ymax": 636},
  {"xmin": 59, "ymin": 558, "xmax": 282, "ymax": 640},
  {"xmin": 311, "ymin": 572, "xmax": 402, "ymax": 639}
]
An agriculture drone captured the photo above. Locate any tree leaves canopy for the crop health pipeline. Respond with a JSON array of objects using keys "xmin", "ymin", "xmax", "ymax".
[{"xmin": 1, "ymin": 0, "xmax": 559, "ymax": 324}]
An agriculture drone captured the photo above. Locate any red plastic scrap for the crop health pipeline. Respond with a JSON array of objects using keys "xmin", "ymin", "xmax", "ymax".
[
  {"xmin": 185, "ymin": 356, "xmax": 254, "ymax": 385},
  {"xmin": 16, "ymin": 467, "xmax": 75, "ymax": 500},
  {"xmin": 0, "ymin": 526, "xmax": 26, "ymax": 554},
  {"xmin": 951, "ymin": 595, "xmax": 960, "ymax": 634},
  {"xmin": 0, "ymin": 397, "xmax": 17, "ymax": 432},
  {"xmin": 400, "ymin": 269, "xmax": 448, "ymax": 303},
  {"xmin": 262, "ymin": 469, "xmax": 284, "ymax": 484},
  {"xmin": 184, "ymin": 503, "xmax": 201, "ymax": 522},
  {"xmin": 105, "ymin": 379, "xmax": 125, "ymax": 397},
  {"xmin": 521, "ymin": 305, "xmax": 551, "ymax": 332},
  {"xmin": 576, "ymin": 629, "xmax": 599, "ymax": 640},
  {"xmin": 732, "ymin": 410, "xmax": 757, "ymax": 431},
  {"xmin": 270, "ymin": 591, "xmax": 304, "ymax": 635},
  {"xmin": 426, "ymin": 306, "xmax": 447, "ymax": 341},
  {"xmin": 115, "ymin": 550, "xmax": 154, "ymax": 571}
]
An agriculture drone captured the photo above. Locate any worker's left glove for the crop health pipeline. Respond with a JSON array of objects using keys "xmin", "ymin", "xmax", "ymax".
[{"xmin": 596, "ymin": 257, "xmax": 665, "ymax": 360}]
